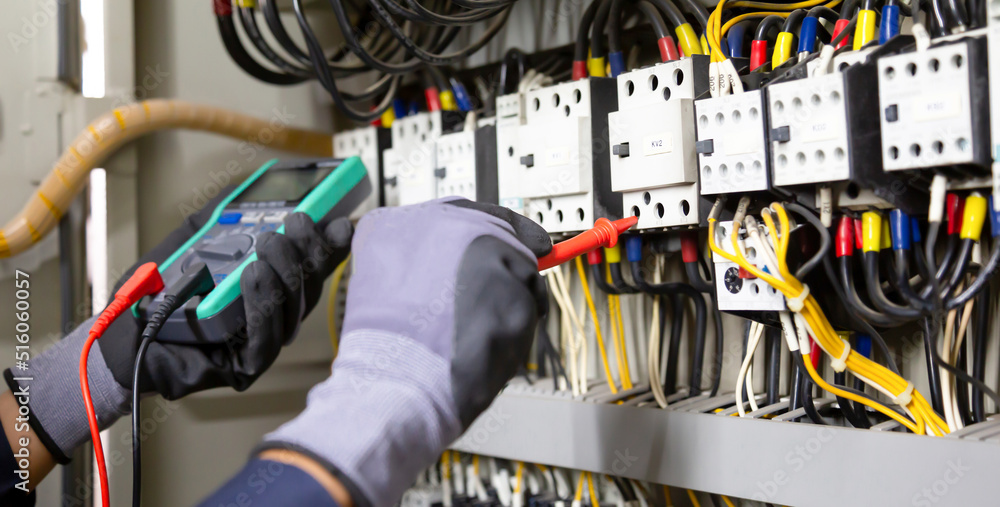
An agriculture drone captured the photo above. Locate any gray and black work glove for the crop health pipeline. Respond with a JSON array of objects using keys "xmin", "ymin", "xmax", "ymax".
[
  {"xmin": 4, "ymin": 193, "xmax": 352, "ymax": 463},
  {"xmin": 256, "ymin": 198, "xmax": 551, "ymax": 507}
]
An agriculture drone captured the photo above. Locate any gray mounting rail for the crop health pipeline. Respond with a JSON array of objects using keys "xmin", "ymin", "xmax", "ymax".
[{"xmin": 452, "ymin": 388, "xmax": 1000, "ymax": 506}]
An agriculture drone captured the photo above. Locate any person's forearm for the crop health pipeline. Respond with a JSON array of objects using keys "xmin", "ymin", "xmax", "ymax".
[
  {"xmin": 196, "ymin": 452, "xmax": 354, "ymax": 507},
  {"xmin": 0, "ymin": 391, "xmax": 56, "ymax": 491}
]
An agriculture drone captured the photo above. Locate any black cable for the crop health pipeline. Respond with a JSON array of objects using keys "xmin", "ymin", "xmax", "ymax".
[
  {"xmin": 684, "ymin": 261, "xmax": 713, "ymax": 293},
  {"xmin": 765, "ymin": 326, "xmax": 781, "ymax": 406},
  {"xmin": 665, "ymin": 295, "xmax": 684, "ymax": 394},
  {"xmin": 630, "ymin": 263, "xmax": 708, "ymax": 396},
  {"xmin": 132, "ymin": 264, "xmax": 215, "ymax": 507},
  {"xmin": 924, "ymin": 317, "xmax": 1000, "ymax": 411},
  {"xmin": 215, "ymin": 9, "xmax": 308, "ymax": 85},
  {"xmin": 674, "ymin": 0, "xmax": 710, "ymax": 30},
  {"xmin": 636, "ymin": 0, "xmax": 670, "ymax": 39},
  {"xmin": 971, "ymin": 289, "xmax": 989, "ymax": 422},
  {"xmin": 894, "ymin": 250, "xmax": 934, "ymax": 312},
  {"xmin": 807, "ymin": 6, "xmax": 841, "ymax": 26},
  {"xmin": 941, "ymin": 239, "xmax": 973, "ymax": 299},
  {"xmin": 781, "ymin": 9, "xmax": 807, "ymax": 33},
  {"xmin": 862, "ymin": 252, "xmax": 923, "ymax": 320},
  {"xmin": 834, "ymin": 371, "xmax": 871, "ymax": 427},
  {"xmin": 591, "ymin": 0, "xmax": 614, "ymax": 60},
  {"xmin": 922, "ymin": 317, "xmax": 946, "ymax": 414},
  {"xmin": 838, "ymin": 256, "xmax": 906, "ymax": 327},
  {"xmin": 839, "ymin": 0, "xmax": 860, "ymax": 18},
  {"xmin": 947, "ymin": 238, "xmax": 1000, "ymax": 310},
  {"xmin": 575, "ymin": 0, "xmax": 604, "ymax": 63},
  {"xmin": 609, "ymin": 0, "xmax": 625, "ymax": 54},
  {"xmin": 238, "ymin": 7, "xmax": 313, "ymax": 77},
  {"xmin": 955, "ymin": 343, "xmax": 973, "ymax": 427},
  {"xmin": 609, "ymin": 262, "xmax": 640, "ymax": 294},
  {"xmin": 647, "ymin": 0, "xmax": 688, "ymax": 28},
  {"xmin": 754, "ymin": 15, "xmax": 784, "ymax": 40},
  {"xmin": 795, "ymin": 352, "xmax": 827, "ymax": 425}
]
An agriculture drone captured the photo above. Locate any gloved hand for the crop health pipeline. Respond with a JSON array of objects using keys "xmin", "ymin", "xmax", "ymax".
[
  {"xmin": 4, "ymin": 193, "xmax": 352, "ymax": 463},
  {"xmin": 257, "ymin": 198, "xmax": 551, "ymax": 507}
]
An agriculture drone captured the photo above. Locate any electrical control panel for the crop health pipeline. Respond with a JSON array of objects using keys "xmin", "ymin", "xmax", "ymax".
[
  {"xmin": 695, "ymin": 90, "xmax": 770, "ymax": 195},
  {"xmin": 334, "ymin": 126, "xmax": 390, "ymax": 218},
  {"xmin": 878, "ymin": 37, "xmax": 991, "ymax": 174},
  {"xmin": 608, "ymin": 57, "xmax": 708, "ymax": 230},
  {"xmin": 711, "ymin": 220, "xmax": 786, "ymax": 313},
  {"xmin": 512, "ymin": 78, "xmax": 620, "ymax": 235},
  {"xmin": 434, "ymin": 124, "xmax": 498, "ymax": 203}
]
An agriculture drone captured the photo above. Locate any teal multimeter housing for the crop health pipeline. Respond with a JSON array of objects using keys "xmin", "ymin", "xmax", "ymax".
[{"xmin": 140, "ymin": 157, "xmax": 371, "ymax": 344}]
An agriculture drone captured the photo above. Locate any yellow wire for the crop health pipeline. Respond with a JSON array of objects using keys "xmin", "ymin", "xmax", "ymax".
[
  {"xmin": 574, "ymin": 472, "xmax": 586, "ymax": 502},
  {"xmin": 722, "ymin": 496, "xmax": 736, "ymax": 507},
  {"xmin": 687, "ymin": 490, "xmax": 702, "ymax": 507},
  {"xmin": 473, "ymin": 455, "xmax": 480, "ymax": 476},
  {"xmin": 442, "ymin": 451, "xmax": 451, "ymax": 480},
  {"xmin": 706, "ymin": 204, "xmax": 949, "ymax": 436},
  {"xmin": 326, "ymin": 254, "xmax": 351, "ymax": 357},
  {"xmin": 706, "ymin": 0, "xmax": 841, "ymax": 61},
  {"xmin": 576, "ymin": 257, "xmax": 619, "ymax": 394},
  {"xmin": 585, "ymin": 472, "xmax": 600, "ymax": 507},
  {"xmin": 514, "ymin": 461, "xmax": 525, "ymax": 494},
  {"xmin": 613, "ymin": 292, "xmax": 632, "ymax": 389},
  {"xmin": 663, "ymin": 485, "xmax": 673, "ymax": 507}
]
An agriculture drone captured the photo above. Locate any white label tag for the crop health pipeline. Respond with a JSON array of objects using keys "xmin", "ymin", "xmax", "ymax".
[
  {"xmin": 801, "ymin": 121, "xmax": 839, "ymax": 143},
  {"xmin": 913, "ymin": 92, "xmax": 962, "ymax": 122},
  {"xmin": 724, "ymin": 136, "xmax": 758, "ymax": 156},
  {"xmin": 544, "ymin": 148, "xmax": 570, "ymax": 167},
  {"xmin": 643, "ymin": 132, "xmax": 673, "ymax": 155}
]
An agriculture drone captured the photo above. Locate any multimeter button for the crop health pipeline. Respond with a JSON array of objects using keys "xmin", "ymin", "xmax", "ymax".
[
  {"xmin": 195, "ymin": 234, "xmax": 253, "ymax": 261},
  {"xmin": 263, "ymin": 211, "xmax": 289, "ymax": 224},
  {"xmin": 218, "ymin": 212, "xmax": 242, "ymax": 225},
  {"xmin": 240, "ymin": 212, "xmax": 263, "ymax": 224}
]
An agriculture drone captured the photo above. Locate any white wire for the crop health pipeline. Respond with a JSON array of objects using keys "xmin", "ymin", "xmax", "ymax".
[{"xmin": 736, "ymin": 321, "xmax": 765, "ymax": 417}]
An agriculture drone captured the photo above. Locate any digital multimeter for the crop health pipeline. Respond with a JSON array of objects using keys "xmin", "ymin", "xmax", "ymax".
[{"xmin": 139, "ymin": 157, "xmax": 371, "ymax": 344}]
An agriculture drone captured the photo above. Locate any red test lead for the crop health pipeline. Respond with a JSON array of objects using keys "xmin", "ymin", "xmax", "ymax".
[
  {"xmin": 537, "ymin": 216, "xmax": 639, "ymax": 271},
  {"xmin": 80, "ymin": 262, "xmax": 164, "ymax": 507}
]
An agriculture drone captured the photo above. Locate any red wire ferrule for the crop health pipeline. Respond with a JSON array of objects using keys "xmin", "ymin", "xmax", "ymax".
[
  {"xmin": 809, "ymin": 339, "xmax": 821, "ymax": 369},
  {"xmin": 750, "ymin": 40, "xmax": 768, "ymax": 71},
  {"xmin": 853, "ymin": 217, "xmax": 863, "ymax": 250},
  {"xmin": 586, "ymin": 248, "xmax": 603, "ymax": 265},
  {"xmin": 836, "ymin": 216, "xmax": 855, "ymax": 257},
  {"xmin": 424, "ymin": 87, "xmax": 441, "ymax": 112},
  {"xmin": 658, "ymin": 37, "xmax": 680, "ymax": 62},
  {"xmin": 572, "ymin": 61, "xmax": 588, "ymax": 81},
  {"xmin": 680, "ymin": 231, "xmax": 699, "ymax": 263},
  {"xmin": 537, "ymin": 216, "xmax": 639, "ymax": 271},
  {"xmin": 947, "ymin": 194, "xmax": 964, "ymax": 235},
  {"xmin": 213, "ymin": 0, "xmax": 233, "ymax": 16},
  {"xmin": 832, "ymin": 19, "xmax": 852, "ymax": 49}
]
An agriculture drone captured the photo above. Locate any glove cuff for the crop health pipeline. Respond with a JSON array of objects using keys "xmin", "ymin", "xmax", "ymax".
[
  {"xmin": 6, "ymin": 316, "xmax": 131, "ymax": 460},
  {"xmin": 260, "ymin": 329, "xmax": 462, "ymax": 507}
]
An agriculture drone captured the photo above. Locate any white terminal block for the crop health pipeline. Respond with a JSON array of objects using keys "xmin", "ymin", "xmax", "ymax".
[
  {"xmin": 513, "ymin": 79, "xmax": 617, "ymax": 234},
  {"xmin": 711, "ymin": 220, "xmax": 786, "ymax": 312},
  {"xmin": 435, "ymin": 130, "xmax": 478, "ymax": 201},
  {"xmin": 767, "ymin": 73, "xmax": 851, "ymax": 186},
  {"xmin": 384, "ymin": 111, "xmax": 448, "ymax": 206},
  {"xmin": 333, "ymin": 126, "xmax": 383, "ymax": 219},
  {"xmin": 609, "ymin": 59, "xmax": 699, "ymax": 229},
  {"xmin": 878, "ymin": 43, "xmax": 980, "ymax": 170},
  {"xmin": 695, "ymin": 90, "xmax": 769, "ymax": 195},
  {"xmin": 496, "ymin": 92, "xmax": 528, "ymax": 214}
]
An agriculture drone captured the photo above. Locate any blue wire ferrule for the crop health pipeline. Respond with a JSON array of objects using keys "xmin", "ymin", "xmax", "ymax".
[
  {"xmin": 450, "ymin": 78, "xmax": 474, "ymax": 112},
  {"xmin": 727, "ymin": 23, "xmax": 746, "ymax": 58},
  {"xmin": 910, "ymin": 217, "xmax": 922, "ymax": 244},
  {"xmin": 392, "ymin": 99, "xmax": 407, "ymax": 119},
  {"xmin": 890, "ymin": 209, "xmax": 911, "ymax": 250},
  {"xmin": 798, "ymin": 17, "xmax": 818, "ymax": 54},
  {"xmin": 856, "ymin": 334, "xmax": 872, "ymax": 358},
  {"xmin": 609, "ymin": 51, "xmax": 626, "ymax": 78},
  {"xmin": 990, "ymin": 196, "xmax": 1000, "ymax": 237},
  {"xmin": 407, "ymin": 101, "xmax": 420, "ymax": 116},
  {"xmin": 879, "ymin": 5, "xmax": 900, "ymax": 44},
  {"xmin": 625, "ymin": 235, "xmax": 643, "ymax": 263}
]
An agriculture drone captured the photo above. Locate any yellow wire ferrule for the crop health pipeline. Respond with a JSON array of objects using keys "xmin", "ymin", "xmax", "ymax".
[
  {"xmin": 772, "ymin": 32, "xmax": 794, "ymax": 69},
  {"xmin": 880, "ymin": 214, "xmax": 892, "ymax": 250},
  {"xmin": 862, "ymin": 211, "xmax": 882, "ymax": 253},
  {"xmin": 700, "ymin": 34, "xmax": 711, "ymax": 55},
  {"xmin": 588, "ymin": 57, "xmax": 607, "ymax": 77},
  {"xmin": 439, "ymin": 90, "xmax": 458, "ymax": 111},
  {"xmin": 676, "ymin": 23, "xmax": 703, "ymax": 56},
  {"xmin": 853, "ymin": 9, "xmax": 877, "ymax": 50},
  {"xmin": 961, "ymin": 193, "xmax": 988, "ymax": 241},
  {"xmin": 605, "ymin": 244, "xmax": 622, "ymax": 264},
  {"xmin": 237, "ymin": 0, "xmax": 256, "ymax": 7},
  {"xmin": 380, "ymin": 107, "xmax": 396, "ymax": 128}
]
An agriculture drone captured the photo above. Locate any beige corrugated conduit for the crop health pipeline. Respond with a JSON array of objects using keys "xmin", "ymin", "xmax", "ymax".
[{"xmin": 0, "ymin": 99, "xmax": 335, "ymax": 258}]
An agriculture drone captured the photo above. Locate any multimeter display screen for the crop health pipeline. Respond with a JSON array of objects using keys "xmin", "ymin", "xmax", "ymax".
[{"xmin": 235, "ymin": 167, "xmax": 333, "ymax": 203}]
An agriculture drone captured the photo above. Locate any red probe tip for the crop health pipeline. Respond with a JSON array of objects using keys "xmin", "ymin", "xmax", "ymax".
[{"xmin": 614, "ymin": 215, "xmax": 639, "ymax": 233}]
